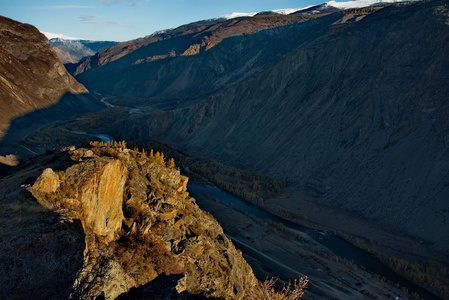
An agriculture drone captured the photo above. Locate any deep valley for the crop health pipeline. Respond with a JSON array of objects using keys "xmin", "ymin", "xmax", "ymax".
[{"xmin": 1, "ymin": 0, "xmax": 449, "ymax": 299}]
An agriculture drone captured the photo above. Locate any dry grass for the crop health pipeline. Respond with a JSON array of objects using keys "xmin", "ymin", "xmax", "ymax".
[{"xmin": 258, "ymin": 276, "xmax": 308, "ymax": 300}]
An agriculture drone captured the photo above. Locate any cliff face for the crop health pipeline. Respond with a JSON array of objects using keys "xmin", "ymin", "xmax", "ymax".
[
  {"xmin": 0, "ymin": 16, "xmax": 88, "ymax": 138},
  {"xmin": 21, "ymin": 144, "xmax": 267, "ymax": 299}
]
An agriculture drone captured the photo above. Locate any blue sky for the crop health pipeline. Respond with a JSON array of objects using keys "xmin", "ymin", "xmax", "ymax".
[{"xmin": 2, "ymin": 0, "xmax": 330, "ymax": 41}]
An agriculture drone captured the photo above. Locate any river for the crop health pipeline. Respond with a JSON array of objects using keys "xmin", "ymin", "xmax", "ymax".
[
  {"xmin": 70, "ymin": 130, "xmax": 116, "ymax": 143},
  {"xmin": 188, "ymin": 183, "xmax": 442, "ymax": 300},
  {"xmin": 100, "ymin": 97, "xmax": 145, "ymax": 114}
]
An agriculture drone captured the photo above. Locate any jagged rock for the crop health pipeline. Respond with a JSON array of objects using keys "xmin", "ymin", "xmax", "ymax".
[
  {"xmin": 61, "ymin": 146, "xmax": 76, "ymax": 152},
  {"xmin": 30, "ymin": 168, "xmax": 60, "ymax": 199},
  {"xmin": 80, "ymin": 159, "xmax": 127, "ymax": 243},
  {"xmin": 0, "ymin": 154, "xmax": 19, "ymax": 166},
  {"xmin": 82, "ymin": 149, "xmax": 94, "ymax": 158},
  {"xmin": 29, "ymin": 145, "xmax": 266, "ymax": 299}
]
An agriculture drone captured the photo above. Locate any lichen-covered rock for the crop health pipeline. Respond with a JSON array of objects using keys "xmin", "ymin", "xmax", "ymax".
[
  {"xmin": 82, "ymin": 149, "xmax": 94, "ymax": 158},
  {"xmin": 32, "ymin": 168, "xmax": 60, "ymax": 194},
  {"xmin": 79, "ymin": 159, "xmax": 127, "ymax": 244},
  {"xmin": 29, "ymin": 145, "xmax": 265, "ymax": 299},
  {"xmin": 29, "ymin": 168, "xmax": 60, "ymax": 209}
]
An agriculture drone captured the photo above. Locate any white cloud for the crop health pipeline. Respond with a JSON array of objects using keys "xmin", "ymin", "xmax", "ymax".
[
  {"xmin": 77, "ymin": 14, "xmax": 101, "ymax": 23},
  {"xmin": 96, "ymin": 0, "xmax": 147, "ymax": 6},
  {"xmin": 77, "ymin": 14, "xmax": 128, "ymax": 27},
  {"xmin": 30, "ymin": 5, "xmax": 98, "ymax": 9}
]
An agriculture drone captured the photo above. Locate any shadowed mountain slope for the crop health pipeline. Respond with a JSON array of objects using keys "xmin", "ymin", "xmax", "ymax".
[
  {"xmin": 73, "ymin": 12, "xmax": 343, "ymax": 98},
  {"xmin": 0, "ymin": 16, "xmax": 88, "ymax": 139}
]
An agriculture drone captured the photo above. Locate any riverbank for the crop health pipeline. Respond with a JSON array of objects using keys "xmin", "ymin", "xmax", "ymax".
[
  {"xmin": 188, "ymin": 172, "xmax": 448, "ymax": 299},
  {"xmin": 267, "ymin": 188, "xmax": 447, "ymax": 263},
  {"xmin": 191, "ymin": 188, "xmax": 414, "ymax": 300},
  {"xmin": 250, "ymin": 189, "xmax": 448, "ymax": 299}
]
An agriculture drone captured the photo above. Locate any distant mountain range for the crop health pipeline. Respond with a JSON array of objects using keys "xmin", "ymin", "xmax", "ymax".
[
  {"xmin": 41, "ymin": 32, "xmax": 117, "ymax": 65},
  {"xmin": 215, "ymin": 0, "xmax": 408, "ymax": 19}
]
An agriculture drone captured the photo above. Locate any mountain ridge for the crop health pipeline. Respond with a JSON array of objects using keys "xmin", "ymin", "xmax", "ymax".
[
  {"xmin": 73, "ymin": 12, "xmax": 349, "ymax": 98},
  {"xmin": 215, "ymin": 0, "xmax": 410, "ymax": 20},
  {"xmin": 71, "ymin": 13, "xmax": 326, "ymax": 78},
  {"xmin": 0, "ymin": 15, "xmax": 89, "ymax": 139}
]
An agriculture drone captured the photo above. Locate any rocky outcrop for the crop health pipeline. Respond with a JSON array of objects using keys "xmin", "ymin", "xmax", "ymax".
[
  {"xmin": 27, "ymin": 145, "xmax": 270, "ymax": 299},
  {"xmin": 0, "ymin": 16, "xmax": 88, "ymax": 138},
  {"xmin": 30, "ymin": 168, "xmax": 61, "ymax": 195}
]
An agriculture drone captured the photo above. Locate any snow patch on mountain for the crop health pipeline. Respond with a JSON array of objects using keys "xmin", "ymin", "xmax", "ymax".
[
  {"xmin": 217, "ymin": 0, "xmax": 412, "ymax": 20},
  {"xmin": 271, "ymin": 5, "xmax": 316, "ymax": 15},
  {"xmin": 217, "ymin": 6, "xmax": 314, "ymax": 20},
  {"xmin": 218, "ymin": 12, "xmax": 259, "ymax": 20},
  {"xmin": 327, "ymin": 0, "xmax": 406, "ymax": 9},
  {"xmin": 41, "ymin": 31, "xmax": 81, "ymax": 41}
]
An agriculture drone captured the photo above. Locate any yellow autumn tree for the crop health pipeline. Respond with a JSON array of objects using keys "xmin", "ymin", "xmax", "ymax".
[
  {"xmin": 154, "ymin": 151, "xmax": 166, "ymax": 166},
  {"xmin": 117, "ymin": 140, "xmax": 127, "ymax": 149},
  {"xmin": 167, "ymin": 158, "xmax": 175, "ymax": 169}
]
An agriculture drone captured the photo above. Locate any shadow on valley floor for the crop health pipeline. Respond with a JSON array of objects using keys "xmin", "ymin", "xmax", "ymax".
[
  {"xmin": 0, "ymin": 147, "xmax": 88, "ymax": 299},
  {"xmin": 0, "ymin": 92, "xmax": 104, "ymax": 176},
  {"xmin": 117, "ymin": 273, "xmax": 211, "ymax": 300},
  {"xmin": 0, "ymin": 163, "xmax": 14, "ymax": 177}
]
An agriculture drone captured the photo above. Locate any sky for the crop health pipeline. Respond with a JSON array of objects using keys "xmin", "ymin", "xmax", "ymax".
[{"xmin": 1, "ymin": 0, "xmax": 345, "ymax": 41}]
